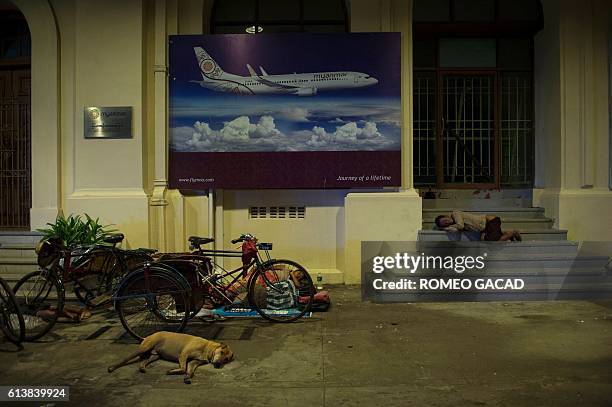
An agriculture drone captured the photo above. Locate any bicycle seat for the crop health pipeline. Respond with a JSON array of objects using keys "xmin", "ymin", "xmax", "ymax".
[
  {"xmin": 103, "ymin": 233, "xmax": 124, "ymax": 244},
  {"xmin": 137, "ymin": 248, "xmax": 158, "ymax": 254},
  {"xmin": 188, "ymin": 236, "xmax": 214, "ymax": 246}
]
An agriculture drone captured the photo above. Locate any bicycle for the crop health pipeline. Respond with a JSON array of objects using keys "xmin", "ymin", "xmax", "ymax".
[
  {"xmin": 0, "ymin": 276, "xmax": 25, "ymax": 347},
  {"xmin": 12, "ymin": 235, "xmax": 155, "ymax": 341},
  {"xmin": 68, "ymin": 235, "xmax": 155, "ymax": 308},
  {"xmin": 114, "ymin": 233, "xmax": 315, "ymax": 340}
]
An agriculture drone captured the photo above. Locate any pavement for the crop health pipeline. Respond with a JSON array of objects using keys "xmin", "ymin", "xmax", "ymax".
[{"xmin": 1, "ymin": 285, "xmax": 611, "ymax": 406}]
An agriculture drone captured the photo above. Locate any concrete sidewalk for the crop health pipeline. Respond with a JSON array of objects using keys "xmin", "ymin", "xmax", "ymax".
[{"xmin": 1, "ymin": 285, "xmax": 611, "ymax": 406}]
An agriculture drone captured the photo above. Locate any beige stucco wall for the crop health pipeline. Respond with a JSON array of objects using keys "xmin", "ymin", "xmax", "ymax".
[
  {"xmin": 534, "ymin": 0, "xmax": 562, "ymax": 190},
  {"xmin": 533, "ymin": 0, "xmax": 612, "ymax": 240},
  {"xmin": 45, "ymin": 0, "xmax": 150, "ymax": 248},
  {"xmin": 220, "ymin": 190, "xmax": 346, "ymax": 282}
]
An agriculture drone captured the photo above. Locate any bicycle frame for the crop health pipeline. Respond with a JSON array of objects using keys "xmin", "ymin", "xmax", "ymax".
[
  {"xmin": 41, "ymin": 243, "xmax": 152, "ymax": 305},
  {"xmin": 188, "ymin": 243, "xmax": 277, "ymax": 305}
]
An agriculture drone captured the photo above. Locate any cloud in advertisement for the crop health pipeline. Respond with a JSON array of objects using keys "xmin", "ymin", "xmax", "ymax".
[
  {"xmin": 171, "ymin": 115, "xmax": 399, "ymax": 152},
  {"xmin": 170, "ymin": 97, "xmax": 400, "ymax": 126}
]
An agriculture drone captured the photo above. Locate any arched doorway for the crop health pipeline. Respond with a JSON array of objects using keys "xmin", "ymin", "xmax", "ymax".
[
  {"xmin": 210, "ymin": 0, "xmax": 348, "ymax": 34},
  {"xmin": 0, "ymin": 0, "xmax": 30, "ymax": 230}
]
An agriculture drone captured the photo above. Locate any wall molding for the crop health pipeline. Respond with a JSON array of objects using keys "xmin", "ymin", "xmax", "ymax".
[
  {"xmin": 69, "ymin": 188, "xmax": 148, "ymax": 199},
  {"xmin": 609, "ymin": 23, "xmax": 612, "ymax": 190}
]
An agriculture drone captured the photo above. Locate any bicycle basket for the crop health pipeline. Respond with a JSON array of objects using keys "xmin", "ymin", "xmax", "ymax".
[{"xmin": 35, "ymin": 237, "xmax": 62, "ymax": 268}]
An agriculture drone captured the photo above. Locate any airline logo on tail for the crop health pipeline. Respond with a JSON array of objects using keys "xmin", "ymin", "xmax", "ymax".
[{"xmin": 194, "ymin": 47, "xmax": 223, "ymax": 78}]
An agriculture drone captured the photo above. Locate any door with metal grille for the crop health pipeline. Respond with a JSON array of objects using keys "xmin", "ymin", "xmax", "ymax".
[
  {"xmin": 0, "ymin": 69, "xmax": 31, "ymax": 230},
  {"xmin": 437, "ymin": 72, "xmax": 498, "ymax": 187}
]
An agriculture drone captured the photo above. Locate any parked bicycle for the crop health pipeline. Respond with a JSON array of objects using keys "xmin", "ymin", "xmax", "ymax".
[
  {"xmin": 0, "ymin": 276, "xmax": 25, "ymax": 347},
  {"xmin": 12, "ymin": 234, "xmax": 154, "ymax": 341},
  {"xmin": 113, "ymin": 233, "xmax": 315, "ymax": 340}
]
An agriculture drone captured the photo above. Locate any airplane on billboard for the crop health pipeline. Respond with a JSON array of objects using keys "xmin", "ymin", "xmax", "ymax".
[{"xmin": 190, "ymin": 47, "xmax": 378, "ymax": 96}]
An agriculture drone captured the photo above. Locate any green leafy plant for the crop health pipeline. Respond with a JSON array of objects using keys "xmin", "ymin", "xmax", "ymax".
[{"xmin": 37, "ymin": 214, "xmax": 117, "ymax": 246}]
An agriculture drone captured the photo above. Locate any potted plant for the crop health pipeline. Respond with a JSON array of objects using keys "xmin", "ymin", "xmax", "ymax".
[{"xmin": 37, "ymin": 214, "xmax": 117, "ymax": 246}]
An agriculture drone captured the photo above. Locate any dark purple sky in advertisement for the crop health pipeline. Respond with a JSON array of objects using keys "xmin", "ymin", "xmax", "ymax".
[{"xmin": 169, "ymin": 32, "xmax": 401, "ymax": 98}]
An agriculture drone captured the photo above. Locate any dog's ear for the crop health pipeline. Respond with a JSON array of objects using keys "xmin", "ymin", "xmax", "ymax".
[
  {"xmin": 211, "ymin": 344, "xmax": 233, "ymax": 368},
  {"xmin": 211, "ymin": 347, "xmax": 224, "ymax": 368}
]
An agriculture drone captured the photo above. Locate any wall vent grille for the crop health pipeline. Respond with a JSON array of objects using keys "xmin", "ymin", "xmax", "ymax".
[
  {"xmin": 249, "ymin": 206, "xmax": 305, "ymax": 219},
  {"xmin": 249, "ymin": 206, "xmax": 267, "ymax": 219}
]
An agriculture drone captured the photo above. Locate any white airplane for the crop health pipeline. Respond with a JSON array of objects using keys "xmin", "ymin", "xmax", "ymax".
[{"xmin": 190, "ymin": 47, "xmax": 378, "ymax": 96}]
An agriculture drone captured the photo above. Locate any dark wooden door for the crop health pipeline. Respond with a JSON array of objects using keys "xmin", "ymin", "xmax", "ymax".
[{"xmin": 0, "ymin": 69, "xmax": 31, "ymax": 230}]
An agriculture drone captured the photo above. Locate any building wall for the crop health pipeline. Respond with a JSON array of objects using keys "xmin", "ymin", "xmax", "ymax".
[
  {"xmin": 534, "ymin": 0, "xmax": 562, "ymax": 190},
  {"xmin": 533, "ymin": 0, "xmax": 612, "ymax": 240},
  {"xmin": 47, "ymin": 0, "xmax": 150, "ymax": 248},
  {"xmin": 18, "ymin": 0, "xmax": 612, "ymax": 284}
]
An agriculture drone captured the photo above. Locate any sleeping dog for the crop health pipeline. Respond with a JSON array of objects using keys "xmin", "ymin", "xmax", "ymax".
[{"xmin": 108, "ymin": 331, "xmax": 234, "ymax": 383}]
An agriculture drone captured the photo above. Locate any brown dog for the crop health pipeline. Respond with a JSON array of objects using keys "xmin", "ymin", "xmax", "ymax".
[{"xmin": 107, "ymin": 331, "xmax": 234, "ymax": 383}]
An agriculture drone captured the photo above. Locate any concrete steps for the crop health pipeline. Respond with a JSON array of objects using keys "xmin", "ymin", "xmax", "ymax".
[
  {"xmin": 413, "ymin": 190, "xmax": 612, "ymax": 301},
  {"xmin": 411, "ymin": 241, "xmax": 580, "ymax": 255},
  {"xmin": 422, "ymin": 198, "xmax": 531, "ymax": 209},
  {"xmin": 418, "ymin": 229, "xmax": 568, "ymax": 241},
  {"xmin": 0, "ymin": 231, "xmax": 43, "ymax": 245},
  {"xmin": 422, "ymin": 207, "xmax": 555, "ymax": 230},
  {"xmin": 0, "ymin": 232, "xmax": 41, "ymax": 286},
  {"xmin": 420, "ymin": 188, "xmax": 534, "ymax": 209},
  {"xmin": 423, "ymin": 217, "xmax": 554, "ymax": 230},
  {"xmin": 422, "ymin": 207, "xmax": 546, "ymax": 219}
]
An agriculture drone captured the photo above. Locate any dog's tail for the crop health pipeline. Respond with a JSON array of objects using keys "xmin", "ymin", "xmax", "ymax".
[
  {"xmin": 108, "ymin": 349, "xmax": 145, "ymax": 373},
  {"xmin": 108, "ymin": 337, "xmax": 156, "ymax": 373}
]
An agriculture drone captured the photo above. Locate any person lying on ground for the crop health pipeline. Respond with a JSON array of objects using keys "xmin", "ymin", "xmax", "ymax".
[{"xmin": 434, "ymin": 210, "xmax": 522, "ymax": 241}]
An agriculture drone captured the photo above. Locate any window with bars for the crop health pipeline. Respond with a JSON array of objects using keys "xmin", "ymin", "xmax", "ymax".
[
  {"xmin": 413, "ymin": 72, "xmax": 437, "ymax": 184},
  {"xmin": 501, "ymin": 73, "xmax": 533, "ymax": 185}
]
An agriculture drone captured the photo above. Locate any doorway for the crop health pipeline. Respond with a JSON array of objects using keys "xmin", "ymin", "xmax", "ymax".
[{"xmin": 0, "ymin": 4, "xmax": 31, "ymax": 230}]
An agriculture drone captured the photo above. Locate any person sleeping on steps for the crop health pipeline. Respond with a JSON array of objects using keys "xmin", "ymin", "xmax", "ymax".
[{"xmin": 434, "ymin": 210, "xmax": 522, "ymax": 242}]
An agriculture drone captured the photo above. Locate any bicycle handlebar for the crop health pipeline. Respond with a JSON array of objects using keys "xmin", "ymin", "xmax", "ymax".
[{"xmin": 231, "ymin": 233, "xmax": 256, "ymax": 245}]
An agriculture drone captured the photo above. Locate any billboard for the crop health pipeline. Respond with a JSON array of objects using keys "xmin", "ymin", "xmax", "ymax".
[{"xmin": 168, "ymin": 33, "xmax": 401, "ymax": 189}]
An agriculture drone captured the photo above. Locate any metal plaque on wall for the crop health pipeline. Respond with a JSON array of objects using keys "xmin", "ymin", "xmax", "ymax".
[{"xmin": 84, "ymin": 106, "xmax": 132, "ymax": 139}]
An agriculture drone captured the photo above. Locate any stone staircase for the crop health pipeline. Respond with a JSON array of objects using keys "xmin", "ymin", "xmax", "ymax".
[
  {"xmin": 420, "ymin": 206, "xmax": 567, "ymax": 241},
  {"xmin": 0, "ymin": 231, "xmax": 41, "ymax": 287},
  {"xmin": 410, "ymin": 189, "xmax": 612, "ymax": 301}
]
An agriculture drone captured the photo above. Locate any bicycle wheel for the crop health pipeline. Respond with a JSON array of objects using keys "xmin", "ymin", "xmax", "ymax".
[
  {"xmin": 114, "ymin": 267, "xmax": 190, "ymax": 340},
  {"xmin": 155, "ymin": 261, "xmax": 204, "ymax": 319},
  {"xmin": 73, "ymin": 272, "xmax": 103, "ymax": 307},
  {"xmin": 0, "ymin": 277, "xmax": 25, "ymax": 345},
  {"xmin": 13, "ymin": 270, "xmax": 64, "ymax": 341},
  {"xmin": 247, "ymin": 260, "xmax": 315, "ymax": 323}
]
